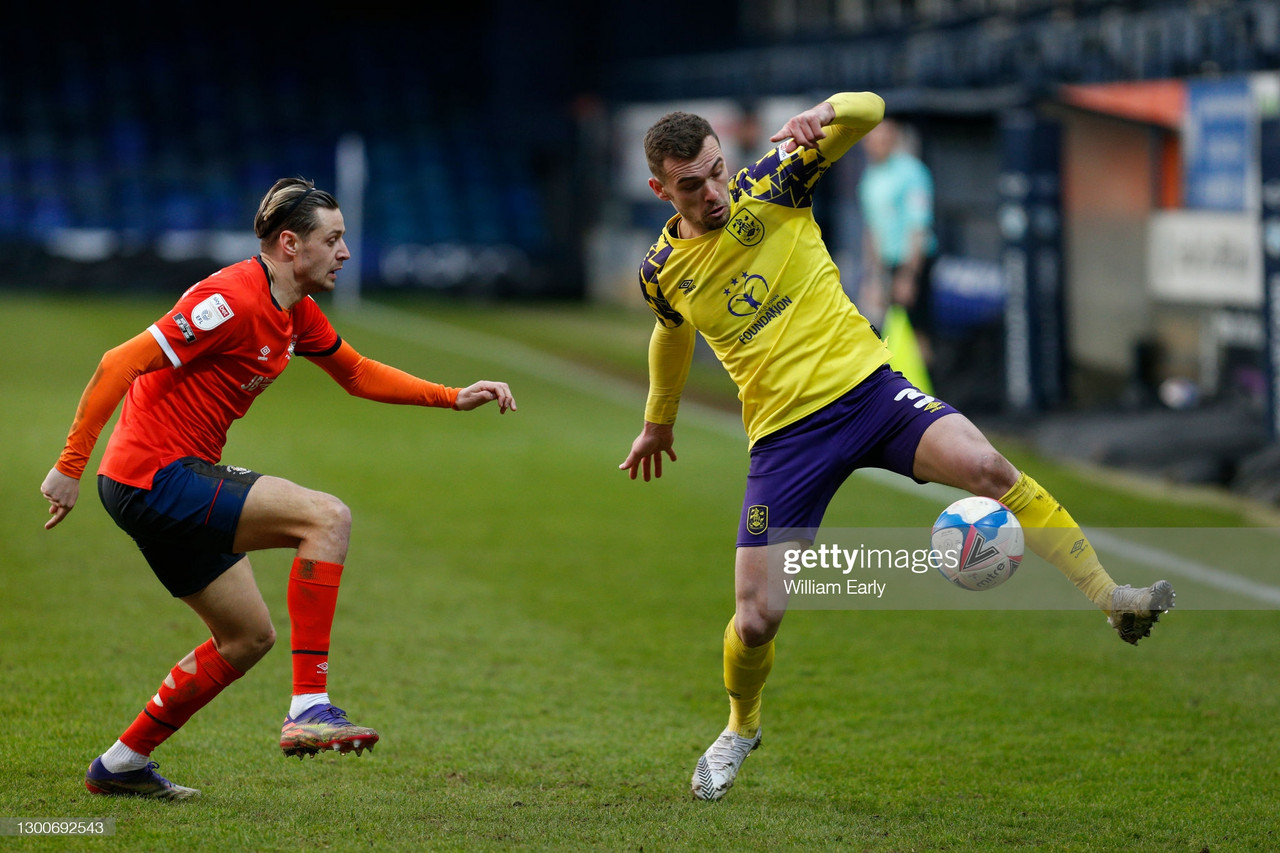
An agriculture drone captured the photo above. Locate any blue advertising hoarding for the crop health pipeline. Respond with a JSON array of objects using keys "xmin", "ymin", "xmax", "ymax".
[{"xmin": 1185, "ymin": 77, "xmax": 1255, "ymax": 212}]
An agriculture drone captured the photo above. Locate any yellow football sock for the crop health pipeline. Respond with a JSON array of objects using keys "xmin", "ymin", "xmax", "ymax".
[
  {"xmin": 999, "ymin": 472, "xmax": 1117, "ymax": 609},
  {"xmin": 723, "ymin": 616, "xmax": 774, "ymax": 738}
]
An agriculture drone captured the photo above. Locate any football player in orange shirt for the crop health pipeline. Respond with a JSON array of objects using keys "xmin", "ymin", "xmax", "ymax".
[{"xmin": 41, "ymin": 178, "xmax": 516, "ymax": 799}]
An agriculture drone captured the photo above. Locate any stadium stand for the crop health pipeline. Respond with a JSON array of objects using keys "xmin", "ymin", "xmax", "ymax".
[
  {"xmin": 1, "ymin": 2, "xmax": 1275, "ymax": 298},
  {"xmin": 0, "ymin": 11, "xmax": 567, "ymax": 295}
]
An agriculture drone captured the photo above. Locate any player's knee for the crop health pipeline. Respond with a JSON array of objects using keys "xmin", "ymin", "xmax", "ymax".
[
  {"xmin": 734, "ymin": 606, "xmax": 783, "ymax": 647},
  {"xmin": 219, "ymin": 622, "xmax": 275, "ymax": 671},
  {"xmin": 249, "ymin": 623, "xmax": 277, "ymax": 663},
  {"xmin": 968, "ymin": 450, "xmax": 1018, "ymax": 499},
  {"xmin": 309, "ymin": 493, "xmax": 352, "ymax": 551},
  {"xmin": 320, "ymin": 493, "xmax": 351, "ymax": 533}
]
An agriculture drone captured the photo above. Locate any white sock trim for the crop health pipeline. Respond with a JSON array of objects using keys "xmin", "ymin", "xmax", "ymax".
[
  {"xmin": 289, "ymin": 692, "xmax": 330, "ymax": 719},
  {"xmin": 101, "ymin": 739, "xmax": 149, "ymax": 773}
]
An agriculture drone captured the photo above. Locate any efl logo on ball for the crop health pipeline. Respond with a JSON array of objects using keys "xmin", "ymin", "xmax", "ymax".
[{"xmin": 930, "ymin": 496, "xmax": 1023, "ymax": 591}]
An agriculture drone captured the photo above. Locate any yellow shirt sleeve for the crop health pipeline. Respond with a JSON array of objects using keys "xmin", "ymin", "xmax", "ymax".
[
  {"xmin": 816, "ymin": 92, "xmax": 885, "ymax": 163},
  {"xmin": 643, "ymin": 319, "xmax": 695, "ymax": 425}
]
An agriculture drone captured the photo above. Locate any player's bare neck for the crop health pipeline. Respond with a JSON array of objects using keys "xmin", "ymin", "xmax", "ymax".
[
  {"xmin": 273, "ymin": 283, "xmax": 301, "ymax": 311},
  {"xmin": 676, "ymin": 217, "xmax": 706, "ymax": 240},
  {"xmin": 260, "ymin": 254, "xmax": 303, "ymax": 311}
]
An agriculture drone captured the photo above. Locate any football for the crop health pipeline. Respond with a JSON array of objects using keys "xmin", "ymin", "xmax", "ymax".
[{"xmin": 930, "ymin": 496, "xmax": 1024, "ymax": 591}]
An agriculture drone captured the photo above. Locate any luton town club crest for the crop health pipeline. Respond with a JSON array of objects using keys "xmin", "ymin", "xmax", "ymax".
[{"xmin": 747, "ymin": 505, "xmax": 769, "ymax": 535}]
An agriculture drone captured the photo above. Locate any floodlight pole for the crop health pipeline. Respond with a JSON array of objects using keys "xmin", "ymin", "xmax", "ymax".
[{"xmin": 335, "ymin": 133, "xmax": 367, "ymax": 310}]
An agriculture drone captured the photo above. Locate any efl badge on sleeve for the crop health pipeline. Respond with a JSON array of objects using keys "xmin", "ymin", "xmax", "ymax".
[
  {"xmin": 747, "ymin": 505, "xmax": 769, "ymax": 536},
  {"xmin": 192, "ymin": 294, "xmax": 234, "ymax": 331}
]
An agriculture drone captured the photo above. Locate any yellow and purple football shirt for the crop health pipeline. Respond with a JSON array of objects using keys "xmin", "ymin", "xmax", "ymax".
[{"xmin": 640, "ymin": 92, "xmax": 891, "ymax": 446}]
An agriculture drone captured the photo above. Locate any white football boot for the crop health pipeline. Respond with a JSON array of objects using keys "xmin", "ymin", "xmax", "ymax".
[
  {"xmin": 691, "ymin": 727, "xmax": 761, "ymax": 801},
  {"xmin": 1107, "ymin": 580, "xmax": 1175, "ymax": 645}
]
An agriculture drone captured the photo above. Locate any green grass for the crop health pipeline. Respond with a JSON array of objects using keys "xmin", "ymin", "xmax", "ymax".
[{"xmin": 2, "ymin": 292, "xmax": 1278, "ymax": 851}]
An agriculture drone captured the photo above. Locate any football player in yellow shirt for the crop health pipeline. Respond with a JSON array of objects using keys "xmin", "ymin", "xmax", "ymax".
[{"xmin": 619, "ymin": 93, "xmax": 1175, "ymax": 802}]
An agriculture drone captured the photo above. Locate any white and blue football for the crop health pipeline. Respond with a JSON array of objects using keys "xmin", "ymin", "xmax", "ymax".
[{"xmin": 930, "ymin": 496, "xmax": 1024, "ymax": 591}]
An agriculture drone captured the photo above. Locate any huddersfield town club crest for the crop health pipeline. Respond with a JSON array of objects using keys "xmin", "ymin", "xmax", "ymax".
[
  {"xmin": 727, "ymin": 210, "xmax": 764, "ymax": 246},
  {"xmin": 747, "ymin": 505, "xmax": 768, "ymax": 535}
]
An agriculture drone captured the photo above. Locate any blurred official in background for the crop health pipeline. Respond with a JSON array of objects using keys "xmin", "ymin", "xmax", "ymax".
[{"xmin": 859, "ymin": 117, "xmax": 938, "ymax": 376}]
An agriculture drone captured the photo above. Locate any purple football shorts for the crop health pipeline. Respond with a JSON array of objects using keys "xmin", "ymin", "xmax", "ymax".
[{"xmin": 736, "ymin": 366, "xmax": 957, "ymax": 547}]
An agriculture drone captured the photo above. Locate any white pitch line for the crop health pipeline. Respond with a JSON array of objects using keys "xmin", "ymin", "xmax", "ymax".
[
  {"xmin": 336, "ymin": 300, "xmax": 744, "ymax": 433},
  {"xmin": 338, "ymin": 301, "xmax": 1280, "ymax": 608},
  {"xmin": 1087, "ymin": 530, "xmax": 1280, "ymax": 607}
]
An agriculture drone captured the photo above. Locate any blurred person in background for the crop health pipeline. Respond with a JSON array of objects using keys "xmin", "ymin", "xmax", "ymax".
[
  {"xmin": 858, "ymin": 117, "xmax": 938, "ymax": 379},
  {"xmin": 40, "ymin": 177, "xmax": 516, "ymax": 799},
  {"xmin": 620, "ymin": 94, "xmax": 1174, "ymax": 802}
]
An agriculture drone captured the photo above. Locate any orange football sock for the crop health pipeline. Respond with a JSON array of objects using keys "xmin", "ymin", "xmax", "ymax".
[
  {"xmin": 288, "ymin": 557, "xmax": 344, "ymax": 695},
  {"xmin": 119, "ymin": 639, "xmax": 243, "ymax": 755}
]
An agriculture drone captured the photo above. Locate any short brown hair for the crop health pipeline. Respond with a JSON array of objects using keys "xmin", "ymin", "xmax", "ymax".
[
  {"xmin": 643, "ymin": 112, "xmax": 718, "ymax": 179},
  {"xmin": 254, "ymin": 178, "xmax": 339, "ymax": 244}
]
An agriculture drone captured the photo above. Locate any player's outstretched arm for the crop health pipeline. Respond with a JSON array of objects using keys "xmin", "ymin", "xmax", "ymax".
[
  {"xmin": 619, "ymin": 421, "xmax": 676, "ymax": 482},
  {"xmin": 454, "ymin": 381, "xmax": 516, "ymax": 413},
  {"xmin": 311, "ymin": 342, "xmax": 514, "ymax": 411}
]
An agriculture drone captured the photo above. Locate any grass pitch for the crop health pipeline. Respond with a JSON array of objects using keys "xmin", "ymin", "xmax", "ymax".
[{"xmin": 2, "ymin": 292, "xmax": 1278, "ymax": 851}]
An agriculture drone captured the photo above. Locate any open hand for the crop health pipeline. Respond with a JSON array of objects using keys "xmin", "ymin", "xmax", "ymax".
[{"xmin": 619, "ymin": 422, "xmax": 676, "ymax": 482}]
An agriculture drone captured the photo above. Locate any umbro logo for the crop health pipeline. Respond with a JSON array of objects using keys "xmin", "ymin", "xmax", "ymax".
[{"xmin": 679, "ymin": 280, "xmax": 695, "ymax": 292}]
